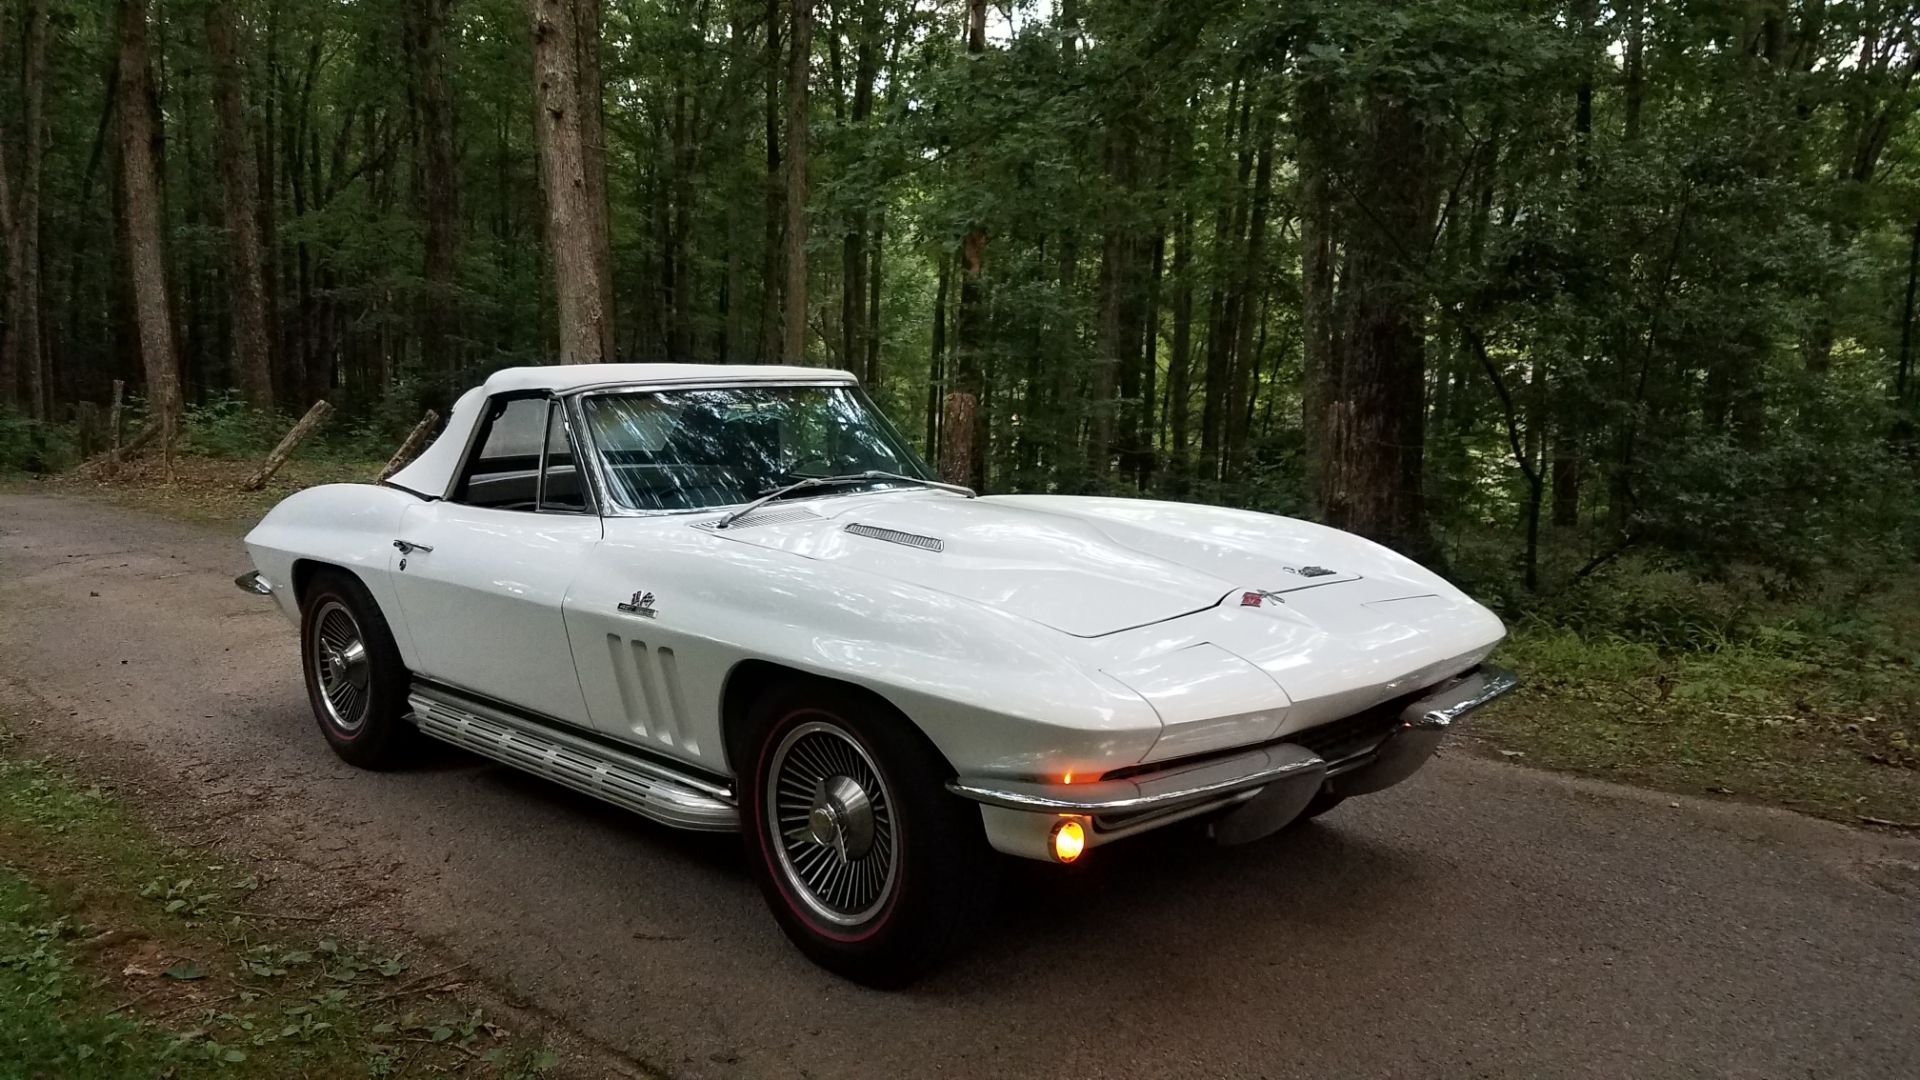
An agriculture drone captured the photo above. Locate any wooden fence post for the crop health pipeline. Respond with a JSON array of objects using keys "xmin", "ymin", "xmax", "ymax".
[
  {"xmin": 241, "ymin": 400, "xmax": 332, "ymax": 492},
  {"xmin": 108, "ymin": 380, "xmax": 125, "ymax": 452},
  {"xmin": 377, "ymin": 409, "xmax": 440, "ymax": 481}
]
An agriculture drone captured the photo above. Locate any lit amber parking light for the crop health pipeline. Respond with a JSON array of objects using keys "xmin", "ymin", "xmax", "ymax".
[{"xmin": 1051, "ymin": 819, "xmax": 1086, "ymax": 864}]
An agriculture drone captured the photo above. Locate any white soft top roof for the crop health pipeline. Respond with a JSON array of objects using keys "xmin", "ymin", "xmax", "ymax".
[{"xmin": 386, "ymin": 363, "xmax": 857, "ymax": 498}]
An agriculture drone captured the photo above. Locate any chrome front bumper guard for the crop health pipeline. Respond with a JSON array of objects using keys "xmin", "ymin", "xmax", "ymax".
[
  {"xmin": 949, "ymin": 664, "xmax": 1518, "ymax": 849},
  {"xmin": 234, "ymin": 570, "xmax": 272, "ymax": 596}
]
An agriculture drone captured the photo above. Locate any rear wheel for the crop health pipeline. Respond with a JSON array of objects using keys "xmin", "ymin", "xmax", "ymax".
[
  {"xmin": 299, "ymin": 569, "xmax": 415, "ymax": 769},
  {"xmin": 737, "ymin": 680, "xmax": 991, "ymax": 987}
]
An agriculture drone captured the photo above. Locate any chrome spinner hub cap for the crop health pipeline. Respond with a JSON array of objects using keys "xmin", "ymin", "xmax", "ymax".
[
  {"xmin": 311, "ymin": 600, "xmax": 371, "ymax": 735},
  {"xmin": 768, "ymin": 722, "xmax": 898, "ymax": 927}
]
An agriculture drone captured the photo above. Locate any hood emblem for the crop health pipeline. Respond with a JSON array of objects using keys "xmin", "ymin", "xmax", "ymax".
[
  {"xmin": 1240, "ymin": 591, "xmax": 1265, "ymax": 607},
  {"xmin": 617, "ymin": 591, "xmax": 657, "ymax": 618},
  {"xmin": 1290, "ymin": 565, "xmax": 1336, "ymax": 578}
]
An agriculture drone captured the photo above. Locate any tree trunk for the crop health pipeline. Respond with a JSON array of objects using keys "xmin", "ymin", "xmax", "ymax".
[
  {"xmin": 529, "ymin": 0, "xmax": 613, "ymax": 364},
  {"xmin": 413, "ymin": 0, "xmax": 461, "ymax": 373},
  {"xmin": 1298, "ymin": 75, "xmax": 1337, "ymax": 506},
  {"xmin": 1225, "ymin": 123, "xmax": 1274, "ymax": 476},
  {"xmin": 206, "ymin": 0, "xmax": 275, "ymax": 410},
  {"xmin": 1897, "ymin": 217, "xmax": 1918, "ymax": 408},
  {"xmin": 1199, "ymin": 80, "xmax": 1246, "ymax": 481},
  {"xmin": 943, "ymin": 0, "xmax": 988, "ymax": 490},
  {"xmin": 758, "ymin": 0, "xmax": 783, "ymax": 360},
  {"xmin": 781, "ymin": 0, "xmax": 814, "ymax": 365},
  {"xmin": 1167, "ymin": 205, "xmax": 1194, "ymax": 472},
  {"xmin": 4, "ymin": 0, "xmax": 49, "ymax": 416},
  {"xmin": 1318, "ymin": 90, "xmax": 1435, "ymax": 557},
  {"xmin": 841, "ymin": 0, "xmax": 877, "ymax": 381},
  {"xmin": 574, "ymin": 0, "xmax": 615, "ymax": 356},
  {"xmin": 115, "ymin": 0, "xmax": 184, "ymax": 472},
  {"xmin": 925, "ymin": 252, "xmax": 949, "ymax": 457}
]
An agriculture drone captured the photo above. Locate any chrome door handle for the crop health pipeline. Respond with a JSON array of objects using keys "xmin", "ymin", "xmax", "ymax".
[{"xmin": 393, "ymin": 539, "xmax": 434, "ymax": 555}]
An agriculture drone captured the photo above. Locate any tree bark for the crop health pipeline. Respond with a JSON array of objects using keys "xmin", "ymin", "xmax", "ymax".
[
  {"xmin": 1898, "ymin": 217, "xmax": 1918, "ymax": 408},
  {"xmin": 574, "ymin": 0, "xmax": 615, "ymax": 356},
  {"xmin": 1225, "ymin": 122, "xmax": 1274, "ymax": 476},
  {"xmin": 529, "ymin": 0, "xmax": 613, "ymax": 364},
  {"xmin": 206, "ymin": 0, "xmax": 275, "ymax": 410},
  {"xmin": 1298, "ymin": 75, "xmax": 1336, "ymax": 506},
  {"xmin": 758, "ymin": 0, "xmax": 783, "ymax": 360},
  {"xmin": 781, "ymin": 0, "xmax": 814, "ymax": 365},
  {"xmin": 943, "ymin": 0, "xmax": 988, "ymax": 490},
  {"xmin": 925, "ymin": 252, "xmax": 949, "ymax": 457},
  {"xmin": 1318, "ymin": 89, "xmax": 1435, "ymax": 557},
  {"xmin": 4, "ymin": 0, "xmax": 49, "ymax": 416},
  {"xmin": 115, "ymin": 0, "xmax": 185, "ymax": 473},
  {"xmin": 412, "ymin": 0, "xmax": 462, "ymax": 373}
]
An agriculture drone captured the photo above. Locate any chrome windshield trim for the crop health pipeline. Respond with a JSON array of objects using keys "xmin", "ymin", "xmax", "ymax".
[
  {"xmin": 234, "ymin": 570, "xmax": 272, "ymax": 596},
  {"xmin": 1401, "ymin": 664, "xmax": 1519, "ymax": 730},
  {"xmin": 948, "ymin": 744, "xmax": 1325, "ymax": 815}
]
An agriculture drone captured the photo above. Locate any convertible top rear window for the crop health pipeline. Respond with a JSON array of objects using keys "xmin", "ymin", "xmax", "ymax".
[{"xmin": 582, "ymin": 385, "xmax": 930, "ymax": 512}]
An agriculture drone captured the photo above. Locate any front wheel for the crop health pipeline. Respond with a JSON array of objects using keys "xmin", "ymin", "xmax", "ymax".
[{"xmin": 737, "ymin": 681, "xmax": 991, "ymax": 988}]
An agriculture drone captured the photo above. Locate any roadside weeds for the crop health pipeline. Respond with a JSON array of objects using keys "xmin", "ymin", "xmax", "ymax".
[{"xmin": 0, "ymin": 707, "xmax": 575, "ymax": 1079}]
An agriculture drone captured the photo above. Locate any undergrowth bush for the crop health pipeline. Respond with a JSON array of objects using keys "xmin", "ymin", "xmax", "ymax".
[
  {"xmin": 180, "ymin": 392, "xmax": 287, "ymax": 459},
  {"xmin": 0, "ymin": 409, "xmax": 77, "ymax": 475}
]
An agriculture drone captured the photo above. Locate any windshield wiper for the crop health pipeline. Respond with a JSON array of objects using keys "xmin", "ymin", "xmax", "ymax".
[{"xmin": 713, "ymin": 471, "xmax": 974, "ymax": 530}]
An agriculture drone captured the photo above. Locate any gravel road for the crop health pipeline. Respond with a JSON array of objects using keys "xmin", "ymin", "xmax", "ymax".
[{"xmin": 2, "ymin": 491, "xmax": 1917, "ymax": 1080}]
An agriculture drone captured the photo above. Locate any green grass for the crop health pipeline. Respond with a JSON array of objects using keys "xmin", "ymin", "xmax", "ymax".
[
  {"xmin": 1469, "ymin": 617, "xmax": 1920, "ymax": 824},
  {"xmin": 0, "ymin": 728, "xmax": 562, "ymax": 1079}
]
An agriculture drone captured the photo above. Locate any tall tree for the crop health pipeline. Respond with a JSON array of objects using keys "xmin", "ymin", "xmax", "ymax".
[
  {"xmin": 529, "ymin": 0, "xmax": 613, "ymax": 364},
  {"xmin": 942, "ymin": 0, "xmax": 989, "ymax": 489},
  {"xmin": 781, "ymin": 0, "xmax": 813, "ymax": 365},
  {"xmin": 114, "ymin": 0, "xmax": 185, "ymax": 466},
  {"xmin": 1312, "ymin": 85, "xmax": 1435, "ymax": 556},
  {"xmin": 2, "ymin": 0, "xmax": 49, "ymax": 416},
  {"xmin": 206, "ymin": 0, "xmax": 275, "ymax": 409},
  {"xmin": 410, "ymin": 0, "xmax": 462, "ymax": 373}
]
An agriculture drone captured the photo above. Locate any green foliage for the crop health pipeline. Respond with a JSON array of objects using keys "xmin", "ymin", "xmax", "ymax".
[
  {"xmin": 180, "ymin": 394, "xmax": 289, "ymax": 460},
  {"xmin": 0, "ymin": 410, "xmax": 77, "ymax": 475}
]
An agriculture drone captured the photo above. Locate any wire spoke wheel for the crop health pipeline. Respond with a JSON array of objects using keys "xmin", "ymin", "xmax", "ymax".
[
  {"xmin": 766, "ymin": 720, "xmax": 900, "ymax": 927},
  {"xmin": 310, "ymin": 599, "xmax": 371, "ymax": 736}
]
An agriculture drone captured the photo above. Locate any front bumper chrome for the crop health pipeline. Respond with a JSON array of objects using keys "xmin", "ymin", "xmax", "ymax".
[
  {"xmin": 951, "ymin": 663, "xmax": 1518, "ymax": 856},
  {"xmin": 234, "ymin": 570, "xmax": 273, "ymax": 596}
]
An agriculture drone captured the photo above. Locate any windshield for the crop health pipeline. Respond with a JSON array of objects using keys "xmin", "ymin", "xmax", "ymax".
[{"xmin": 581, "ymin": 384, "xmax": 932, "ymax": 512}]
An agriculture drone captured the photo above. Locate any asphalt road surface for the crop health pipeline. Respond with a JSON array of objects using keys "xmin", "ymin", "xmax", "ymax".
[{"xmin": 2, "ymin": 491, "xmax": 1917, "ymax": 1080}]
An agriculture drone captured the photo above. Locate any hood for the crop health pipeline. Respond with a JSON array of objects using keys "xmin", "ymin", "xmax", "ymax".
[{"xmin": 697, "ymin": 491, "xmax": 1422, "ymax": 638}]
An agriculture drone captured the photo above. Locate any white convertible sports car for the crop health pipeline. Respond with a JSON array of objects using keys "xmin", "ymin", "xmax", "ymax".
[{"xmin": 237, "ymin": 363, "xmax": 1515, "ymax": 985}]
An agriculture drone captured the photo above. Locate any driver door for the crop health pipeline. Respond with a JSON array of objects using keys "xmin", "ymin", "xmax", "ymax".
[{"xmin": 386, "ymin": 394, "xmax": 602, "ymax": 727}]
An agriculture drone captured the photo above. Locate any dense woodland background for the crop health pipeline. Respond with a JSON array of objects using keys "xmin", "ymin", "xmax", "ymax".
[{"xmin": 2, "ymin": 0, "xmax": 1919, "ymax": 612}]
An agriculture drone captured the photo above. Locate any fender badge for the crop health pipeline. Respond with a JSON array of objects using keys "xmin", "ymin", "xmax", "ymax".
[{"xmin": 617, "ymin": 591, "xmax": 657, "ymax": 618}]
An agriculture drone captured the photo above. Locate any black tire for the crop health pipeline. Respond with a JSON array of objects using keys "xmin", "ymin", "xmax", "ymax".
[
  {"xmin": 736, "ymin": 679, "xmax": 992, "ymax": 988},
  {"xmin": 299, "ymin": 568, "xmax": 416, "ymax": 770},
  {"xmin": 1295, "ymin": 790, "xmax": 1346, "ymax": 823}
]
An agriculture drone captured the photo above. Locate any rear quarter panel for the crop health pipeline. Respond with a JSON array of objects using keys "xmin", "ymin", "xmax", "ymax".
[{"xmin": 242, "ymin": 484, "xmax": 424, "ymax": 665}]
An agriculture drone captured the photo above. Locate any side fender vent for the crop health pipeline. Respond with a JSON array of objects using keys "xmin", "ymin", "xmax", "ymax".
[{"xmin": 845, "ymin": 522, "xmax": 944, "ymax": 553}]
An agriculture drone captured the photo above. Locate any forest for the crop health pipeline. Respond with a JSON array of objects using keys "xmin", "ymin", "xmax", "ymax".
[{"xmin": 0, "ymin": 0, "xmax": 1916, "ymax": 612}]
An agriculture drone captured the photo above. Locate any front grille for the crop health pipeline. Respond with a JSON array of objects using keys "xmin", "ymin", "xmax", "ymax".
[{"xmin": 1288, "ymin": 702, "xmax": 1403, "ymax": 764}]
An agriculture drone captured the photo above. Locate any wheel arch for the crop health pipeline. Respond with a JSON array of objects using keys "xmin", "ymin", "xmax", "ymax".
[
  {"xmin": 290, "ymin": 558, "xmax": 365, "ymax": 607},
  {"xmin": 717, "ymin": 660, "xmax": 955, "ymax": 783}
]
